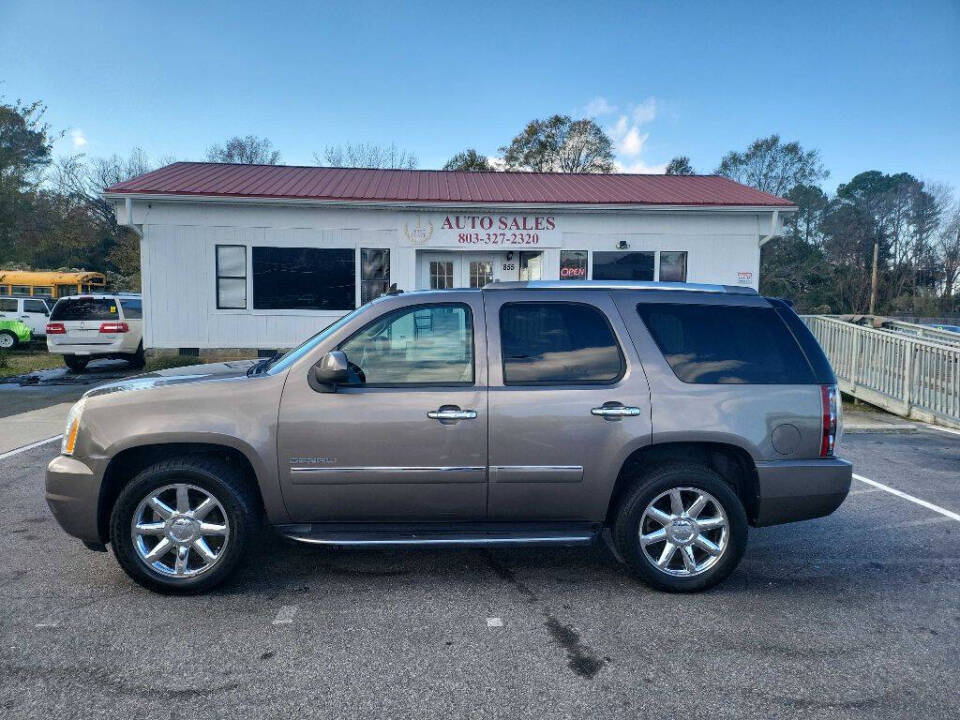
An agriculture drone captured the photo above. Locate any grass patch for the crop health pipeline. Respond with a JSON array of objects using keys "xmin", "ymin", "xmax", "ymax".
[
  {"xmin": 0, "ymin": 346, "xmax": 63, "ymax": 378},
  {"xmin": 143, "ymin": 352, "xmax": 256, "ymax": 373}
]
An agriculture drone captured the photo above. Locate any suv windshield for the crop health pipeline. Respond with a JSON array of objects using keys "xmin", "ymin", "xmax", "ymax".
[{"xmin": 50, "ymin": 297, "xmax": 120, "ymax": 322}]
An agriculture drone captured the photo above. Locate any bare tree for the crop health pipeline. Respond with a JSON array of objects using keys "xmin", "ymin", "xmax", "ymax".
[
  {"xmin": 317, "ymin": 142, "xmax": 417, "ymax": 169},
  {"xmin": 500, "ymin": 115, "xmax": 614, "ymax": 173},
  {"xmin": 665, "ymin": 156, "xmax": 695, "ymax": 175},
  {"xmin": 206, "ymin": 135, "xmax": 281, "ymax": 164},
  {"xmin": 937, "ymin": 197, "xmax": 960, "ymax": 300},
  {"xmin": 716, "ymin": 135, "xmax": 828, "ymax": 197}
]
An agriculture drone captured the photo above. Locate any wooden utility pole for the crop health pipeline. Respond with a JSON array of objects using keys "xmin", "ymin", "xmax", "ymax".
[{"xmin": 869, "ymin": 237, "xmax": 879, "ymax": 315}]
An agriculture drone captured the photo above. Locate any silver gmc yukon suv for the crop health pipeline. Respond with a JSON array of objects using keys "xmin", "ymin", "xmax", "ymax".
[{"xmin": 46, "ymin": 281, "xmax": 851, "ymax": 594}]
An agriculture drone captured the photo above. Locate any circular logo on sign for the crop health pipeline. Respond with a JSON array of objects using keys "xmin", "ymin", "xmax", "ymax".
[{"xmin": 403, "ymin": 216, "xmax": 433, "ymax": 245}]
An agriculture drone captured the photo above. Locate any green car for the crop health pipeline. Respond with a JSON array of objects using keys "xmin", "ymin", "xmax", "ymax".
[{"xmin": 0, "ymin": 319, "xmax": 32, "ymax": 349}]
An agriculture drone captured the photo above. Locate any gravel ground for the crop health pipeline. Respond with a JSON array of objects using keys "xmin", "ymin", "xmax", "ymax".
[{"xmin": 0, "ymin": 429, "xmax": 957, "ymax": 719}]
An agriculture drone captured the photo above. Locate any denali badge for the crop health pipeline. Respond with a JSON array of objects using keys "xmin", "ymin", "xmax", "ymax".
[{"xmin": 288, "ymin": 457, "xmax": 335, "ymax": 465}]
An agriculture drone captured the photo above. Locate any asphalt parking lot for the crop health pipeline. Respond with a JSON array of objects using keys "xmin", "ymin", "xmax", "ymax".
[{"xmin": 1, "ymin": 426, "xmax": 957, "ymax": 719}]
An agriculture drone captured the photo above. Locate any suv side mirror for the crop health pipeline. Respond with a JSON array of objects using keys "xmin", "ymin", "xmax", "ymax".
[{"xmin": 311, "ymin": 351, "xmax": 349, "ymax": 392}]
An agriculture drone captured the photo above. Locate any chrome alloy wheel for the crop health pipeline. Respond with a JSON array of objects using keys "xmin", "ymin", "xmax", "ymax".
[
  {"xmin": 639, "ymin": 487, "xmax": 729, "ymax": 577},
  {"xmin": 131, "ymin": 483, "xmax": 230, "ymax": 578}
]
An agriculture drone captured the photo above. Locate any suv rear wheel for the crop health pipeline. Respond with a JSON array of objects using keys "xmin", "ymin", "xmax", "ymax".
[
  {"xmin": 64, "ymin": 355, "xmax": 88, "ymax": 372},
  {"xmin": 613, "ymin": 463, "xmax": 747, "ymax": 592},
  {"xmin": 110, "ymin": 457, "xmax": 259, "ymax": 594}
]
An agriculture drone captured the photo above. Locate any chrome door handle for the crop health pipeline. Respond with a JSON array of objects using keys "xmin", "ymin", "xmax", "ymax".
[
  {"xmin": 591, "ymin": 405, "xmax": 641, "ymax": 418},
  {"xmin": 427, "ymin": 409, "xmax": 477, "ymax": 420}
]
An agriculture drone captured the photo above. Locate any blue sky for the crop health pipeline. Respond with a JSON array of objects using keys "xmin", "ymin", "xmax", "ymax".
[{"xmin": 1, "ymin": 0, "xmax": 957, "ymax": 192}]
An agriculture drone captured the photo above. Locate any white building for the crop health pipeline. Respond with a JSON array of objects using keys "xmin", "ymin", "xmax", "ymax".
[{"xmin": 106, "ymin": 163, "xmax": 795, "ymax": 351}]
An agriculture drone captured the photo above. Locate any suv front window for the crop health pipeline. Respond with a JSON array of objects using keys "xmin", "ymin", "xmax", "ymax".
[{"xmin": 340, "ymin": 304, "xmax": 474, "ymax": 386}]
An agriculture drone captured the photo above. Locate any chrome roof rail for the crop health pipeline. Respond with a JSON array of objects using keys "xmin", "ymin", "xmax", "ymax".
[{"xmin": 482, "ymin": 280, "xmax": 758, "ymax": 295}]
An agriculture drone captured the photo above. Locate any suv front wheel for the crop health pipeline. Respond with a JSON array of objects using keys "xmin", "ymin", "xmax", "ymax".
[
  {"xmin": 110, "ymin": 457, "xmax": 259, "ymax": 594},
  {"xmin": 613, "ymin": 464, "xmax": 748, "ymax": 592}
]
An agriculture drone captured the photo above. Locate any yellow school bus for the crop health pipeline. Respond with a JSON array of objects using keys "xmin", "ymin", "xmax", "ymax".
[{"xmin": 0, "ymin": 270, "xmax": 107, "ymax": 299}]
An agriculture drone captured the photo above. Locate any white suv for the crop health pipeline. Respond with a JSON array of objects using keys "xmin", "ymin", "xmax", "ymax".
[
  {"xmin": 46, "ymin": 294, "xmax": 144, "ymax": 372},
  {"xmin": 0, "ymin": 295, "xmax": 53, "ymax": 338}
]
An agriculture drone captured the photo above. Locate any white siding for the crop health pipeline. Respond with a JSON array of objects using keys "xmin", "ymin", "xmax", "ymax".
[{"xmin": 136, "ymin": 200, "xmax": 775, "ymax": 349}]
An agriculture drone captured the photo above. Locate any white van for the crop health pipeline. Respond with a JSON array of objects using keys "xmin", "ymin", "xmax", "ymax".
[
  {"xmin": 46, "ymin": 294, "xmax": 144, "ymax": 372},
  {"xmin": 0, "ymin": 296, "xmax": 53, "ymax": 338}
]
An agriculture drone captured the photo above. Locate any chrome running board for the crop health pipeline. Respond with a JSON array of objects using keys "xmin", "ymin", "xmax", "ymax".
[{"xmin": 275, "ymin": 522, "xmax": 600, "ymax": 548}]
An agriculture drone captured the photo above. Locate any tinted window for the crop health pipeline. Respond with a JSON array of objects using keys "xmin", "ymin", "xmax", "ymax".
[
  {"xmin": 360, "ymin": 248, "xmax": 390, "ymax": 304},
  {"xmin": 559, "ymin": 250, "xmax": 588, "ymax": 280},
  {"xmin": 253, "ymin": 247, "xmax": 355, "ymax": 310},
  {"xmin": 119, "ymin": 298, "xmax": 142, "ymax": 319},
  {"xmin": 23, "ymin": 299, "xmax": 48, "ymax": 314},
  {"xmin": 500, "ymin": 303, "xmax": 624, "ymax": 385},
  {"xmin": 340, "ymin": 304, "xmax": 473, "ymax": 385},
  {"xmin": 0, "ymin": 298, "xmax": 17, "ymax": 312},
  {"xmin": 50, "ymin": 298, "xmax": 120, "ymax": 321},
  {"xmin": 659, "ymin": 251, "xmax": 687, "ymax": 282},
  {"xmin": 636, "ymin": 303, "xmax": 815, "ymax": 384},
  {"xmin": 593, "ymin": 251, "xmax": 654, "ymax": 281}
]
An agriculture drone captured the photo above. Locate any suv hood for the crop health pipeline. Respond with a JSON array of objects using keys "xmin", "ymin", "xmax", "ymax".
[{"xmin": 84, "ymin": 360, "xmax": 258, "ymax": 399}]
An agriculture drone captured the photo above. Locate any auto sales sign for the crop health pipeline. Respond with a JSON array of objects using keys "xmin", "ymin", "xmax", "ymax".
[{"xmin": 401, "ymin": 213, "xmax": 561, "ymax": 247}]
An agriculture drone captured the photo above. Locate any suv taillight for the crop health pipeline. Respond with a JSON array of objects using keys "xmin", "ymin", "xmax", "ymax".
[
  {"xmin": 99, "ymin": 322, "xmax": 129, "ymax": 334},
  {"xmin": 46, "ymin": 322, "xmax": 66, "ymax": 334},
  {"xmin": 820, "ymin": 384, "xmax": 839, "ymax": 457}
]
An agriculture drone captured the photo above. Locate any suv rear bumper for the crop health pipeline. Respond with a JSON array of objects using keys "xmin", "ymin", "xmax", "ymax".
[
  {"xmin": 753, "ymin": 458, "xmax": 852, "ymax": 527},
  {"xmin": 46, "ymin": 455, "xmax": 101, "ymax": 543}
]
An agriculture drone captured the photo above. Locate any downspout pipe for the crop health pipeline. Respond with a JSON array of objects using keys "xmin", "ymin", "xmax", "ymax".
[
  {"xmin": 759, "ymin": 209, "xmax": 780, "ymax": 247},
  {"xmin": 123, "ymin": 197, "xmax": 143, "ymax": 238}
]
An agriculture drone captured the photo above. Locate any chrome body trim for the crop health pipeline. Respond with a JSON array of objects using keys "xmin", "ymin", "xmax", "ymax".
[
  {"xmin": 281, "ymin": 535, "xmax": 595, "ymax": 546},
  {"xmin": 290, "ymin": 466, "xmax": 486, "ymax": 474}
]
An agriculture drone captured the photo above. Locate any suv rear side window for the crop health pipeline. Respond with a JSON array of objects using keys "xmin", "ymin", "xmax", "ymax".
[
  {"xmin": 636, "ymin": 302, "xmax": 815, "ymax": 384},
  {"xmin": 119, "ymin": 298, "xmax": 142, "ymax": 319},
  {"xmin": 50, "ymin": 298, "xmax": 120, "ymax": 322},
  {"xmin": 500, "ymin": 302, "xmax": 624, "ymax": 385}
]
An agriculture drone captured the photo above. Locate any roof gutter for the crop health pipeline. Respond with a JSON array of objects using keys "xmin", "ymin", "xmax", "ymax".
[{"xmin": 104, "ymin": 191, "xmax": 797, "ymax": 215}]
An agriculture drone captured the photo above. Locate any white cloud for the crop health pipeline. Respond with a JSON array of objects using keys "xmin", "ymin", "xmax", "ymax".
[
  {"xmin": 70, "ymin": 129, "xmax": 87, "ymax": 148},
  {"xmin": 603, "ymin": 97, "xmax": 663, "ymax": 173},
  {"xmin": 582, "ymin": 96, "xmax": 617, "ymax": 117}
]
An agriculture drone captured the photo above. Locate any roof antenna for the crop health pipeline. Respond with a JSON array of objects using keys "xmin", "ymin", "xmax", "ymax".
[{"xmin": 386, "ymin": 283, "xmax": 403, "ymax": 295}]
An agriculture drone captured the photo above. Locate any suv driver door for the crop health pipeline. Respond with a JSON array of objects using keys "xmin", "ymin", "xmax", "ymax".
[{"xmin": 276, "ymin": 294, "xmax": 488, "ymax": 522}]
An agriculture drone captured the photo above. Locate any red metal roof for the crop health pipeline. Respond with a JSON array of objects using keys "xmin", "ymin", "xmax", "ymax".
[{"xmin": 105, "ymin": 162, "xmax": 794, "ymax": 207}]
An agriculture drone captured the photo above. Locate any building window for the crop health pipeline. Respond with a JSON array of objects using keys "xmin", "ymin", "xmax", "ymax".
[
  {"xmin": 340, "ymin": 304, "xmax": 474, "ymax": 385},
  {"xmin": 361, "ymin": 248, "xmax": 390, "ymax": 304},
  {"xmin": 499, "ymin": 302, "xmax": 624, "ymax": 385},
  {"xmin": 592, "ymin": 251, "xmax": 654, "ymax": 281},
  {"xmin": 252, "ymin": 247, "xmax": 355, "ymax": 310},
  {"xmin": 469, "ymin": 260, "xmax": 494, "ymax": 288},
  {"xmin": 429, "ymin": 260, "xmax": 454, "ymax": 289},
  {"xmin": 216, "ymin": 245, "xmax": 247, "ymax": 309},
  {"xmin": 659, "ymin": 251, "xmax": 688, "ymax": 282},
  {"xmin": 559, "ymin": 250, "xmax": 588, "ymax": 280}
]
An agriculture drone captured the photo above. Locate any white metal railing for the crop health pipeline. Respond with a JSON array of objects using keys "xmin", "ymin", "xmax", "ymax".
[{"xmin": 803, "ymin": 315, "xmax": 960, "ymax": 428}]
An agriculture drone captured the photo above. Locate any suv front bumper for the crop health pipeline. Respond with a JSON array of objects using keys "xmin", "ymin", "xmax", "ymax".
[
  {"xmin": 753, "ymin": 458, "xmax": 853, "ymax": 527},
  {"xmin": 46, "ymin": 455, "xmax": 101, "ymax": 543}
]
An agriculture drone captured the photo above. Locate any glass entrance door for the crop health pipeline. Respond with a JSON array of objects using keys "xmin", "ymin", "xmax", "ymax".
[{"xmin": 420, "ymin": 253, "xmax": 498, "ymax": 289}]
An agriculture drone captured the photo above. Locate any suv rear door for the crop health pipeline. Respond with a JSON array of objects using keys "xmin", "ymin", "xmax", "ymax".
[
  {"xmin": 483, "ymin": 289, "xmax": 651, "ymax": 521},
  {"xmin": 21, "ymin": 298, "xmax": 51, "ymax": 336}
]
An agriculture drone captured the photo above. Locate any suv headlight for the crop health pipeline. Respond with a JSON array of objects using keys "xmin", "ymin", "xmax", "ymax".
[{"xmin": 61, "ymin": 398, "xmax": 87, "ymax": 456}]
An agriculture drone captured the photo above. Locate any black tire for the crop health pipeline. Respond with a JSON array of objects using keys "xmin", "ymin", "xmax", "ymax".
[
  {"xmin": 64, "ymin": 355, "xmax": 88, "ymax": 372},
  {"xmin": 0, "ymin": 330, "xmax": 18, "ymax": 350},
  {"xmin": 613, "ymin": 463, "xmax": 748, "ymax": 593},
  {"xmin": 127, "ymin": 342, "xmax": 145, "ymax": 369},
  {"xmin": 110, "ymin": 456, "xmax": 260, "ymax": 594}
]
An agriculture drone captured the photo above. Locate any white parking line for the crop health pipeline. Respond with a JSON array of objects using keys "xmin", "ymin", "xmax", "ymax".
[
  {"xmin": 272, "ymin": 605, "xmax": 298, "ymax": 625},
  {"xmin": 486, "ymin": 617, "xmax": 503, "ymax": 628},
  {"xmin": 853, "ymin": 473, "xmax": 960, "ymax": 523},
  {"xmin": 0, "ymin": 435, "xmax": 63, "ymax": 461},
  {"xmin": 922, "ymin": 423, "xmax": 960, "ymax": 437}
]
